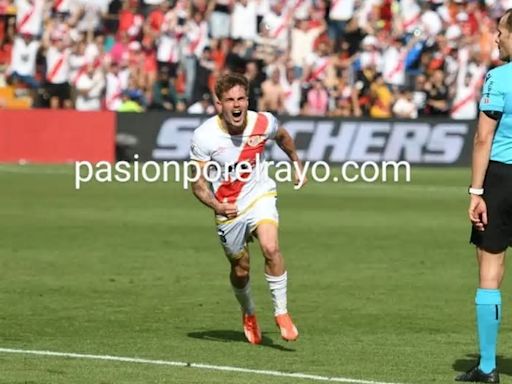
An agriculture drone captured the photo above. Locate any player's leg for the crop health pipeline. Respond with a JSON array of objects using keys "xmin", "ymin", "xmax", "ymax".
[
  {"xmin": 250, "ymin": 195, "xmax": 299, "ymax": 341},
  {"xmin": 218, "ymin": 220, "xmax": 261, "ymax": 344},
  {"xmin": 229, "ymin": 246, "xmax": 255, "ymax": 315},
  {"xmin": 255, "ymin": 222, "xmax": 298, "ymax": 341}
]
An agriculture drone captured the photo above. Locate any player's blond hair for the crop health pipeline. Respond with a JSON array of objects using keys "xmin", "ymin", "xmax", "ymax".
[
  {"xmin": 505, "ymin": 9, "xmax": 512, "ymax": 32},
  {"xmin": 215, "ymin": 73, "xmax": 249, "ymax": 101}
]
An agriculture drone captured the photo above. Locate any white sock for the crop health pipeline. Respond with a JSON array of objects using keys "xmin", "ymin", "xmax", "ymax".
[
  {"xmin": 232, "ymin": 280, "xmax": 255, "ymax": 315},
  {"xmin": 265, "ymin": 271, "xmax": 288, "ymax": 316}
]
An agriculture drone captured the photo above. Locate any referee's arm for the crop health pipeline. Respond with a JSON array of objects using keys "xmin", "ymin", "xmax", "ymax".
[
  {"xmin": 469, "ymin": 111, "xmax": 500, "ymax": 229},
  {"xmin": 471, "ymin": 111, "xmax": 500, "ymax": 189}
]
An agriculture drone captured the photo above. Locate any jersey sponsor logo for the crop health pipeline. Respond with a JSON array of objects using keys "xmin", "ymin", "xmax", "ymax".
[
  {"xmin": 247, "ymin": 134, "xmax": 266, "ymax": 147},
  {"xmin": 150, "ymin": 117, "xmax": 470, "ymax": 165}
]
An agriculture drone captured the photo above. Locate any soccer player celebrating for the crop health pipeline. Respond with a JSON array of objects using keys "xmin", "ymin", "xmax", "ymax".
[
  {"xmin": 456, "ymin": 9, "xmax": 512, "ymax": 383},
  {"xmin": 189, "ymin": 73, "xmax": 306, "ymax": 344}
]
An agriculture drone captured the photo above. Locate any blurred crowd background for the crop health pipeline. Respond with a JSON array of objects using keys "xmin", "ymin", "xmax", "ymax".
[{"xmin": 0, "ymin": 0, "xmax": 510, "ymax": 118}]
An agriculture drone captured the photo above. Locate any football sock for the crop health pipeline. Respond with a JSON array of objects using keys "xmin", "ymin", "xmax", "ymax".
[
  {"xmin": 232, "ymin": 280, "xmax": 255, "ymax": 315},
  {"xmin": 265, "ymin": 271, "xmax": 288, "ymax": 316},
  {"xmin": 476, "ymin": 288, "xmax": 501, "ymax": 374}
]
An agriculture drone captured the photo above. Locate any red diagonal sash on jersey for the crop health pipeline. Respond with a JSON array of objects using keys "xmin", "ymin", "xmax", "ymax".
[
  {"xmin": 451, "ymin": 71, "xmax": 484, "ymax": 114},
  {"xmin": 386, "ymin": 51, "xmax": 406, "ymax": 80},
  {"xmin": 271, "ymin": 0, "xmax": 304, "ymax": 39},
  {"xmin": 450, "ymin": 92, "xmax": 475, "ymax": 114},
  {"xmin": 17, "ymin": 5, "xmax": 35, "ymax": 32},
  {"xmin": 72, "ymin": 57, "xmax": 100, "ymax": 85},
  {"xmin": 309, "ymin": 58, "xmax": 329, "ymax": 81},
  {"xmin": 215, "ymin": 113, "xmax": 268, "ymax": 204},
  {"xmin": 189, "ymin": 23, "xmax": 204, "ymax": 56},
  {"xmin": 47, "ymin": 53, "xmax": 65, "ymax": 83},
  {"xmin": 403, "ymin": 13, "xmax": 420, "ymax": 30},
  {"xmin": 54, "ymin": 0, "xmax": 64, "ymax": 11}
]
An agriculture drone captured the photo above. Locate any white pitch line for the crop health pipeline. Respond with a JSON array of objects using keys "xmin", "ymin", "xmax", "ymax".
[{"xmin": 0, "ymin": 347, "xmax": 405, "ymax": 384}]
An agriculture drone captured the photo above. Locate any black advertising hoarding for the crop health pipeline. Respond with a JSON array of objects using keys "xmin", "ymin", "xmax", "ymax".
[{"xmin": 117, "ymin": 112, "xmax": 475, "ymax": 166}]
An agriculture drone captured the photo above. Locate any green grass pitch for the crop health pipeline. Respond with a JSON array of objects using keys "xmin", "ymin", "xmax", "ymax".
[{"xmin": 1, "ymin": 164, "xmax": 510, "ymax": 384}]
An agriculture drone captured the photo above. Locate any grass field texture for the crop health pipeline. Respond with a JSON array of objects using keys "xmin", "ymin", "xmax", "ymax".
[{"xmin": 0, "ymin": 164, "xmax": 509, "ymax": 384}]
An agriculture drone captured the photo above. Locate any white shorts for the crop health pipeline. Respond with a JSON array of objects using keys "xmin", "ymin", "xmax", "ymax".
[{"xmin": 216, "ymin": 193, "xmax": 278, "ymax": 260}]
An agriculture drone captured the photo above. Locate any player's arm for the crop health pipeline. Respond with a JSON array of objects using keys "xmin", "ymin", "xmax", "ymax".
[
  {"xmin": 190, "ymin": 161, "xmax": 238, "ymax": 219},
  {"xmin": 274, "ymin": 126, "xmax": 308, "ymax": 188}
]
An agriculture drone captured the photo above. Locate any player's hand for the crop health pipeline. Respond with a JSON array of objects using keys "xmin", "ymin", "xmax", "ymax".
[
  {"xmin": 293, "ymin": 163, "xmax": 308, "ymax": 190},
  {"xmin": 469, "ymin": 195, "xmax": 487, "ymax": 231},
  {"xmin": 294, "ymin": 172, "xmax": 308, "ymax": 189},
  {"xmin": 215, "ymin": 201, "xmax": 238, "ymax": 219}
]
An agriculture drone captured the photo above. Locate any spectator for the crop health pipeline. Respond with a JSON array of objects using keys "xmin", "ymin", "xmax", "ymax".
[
  {"xmin": 412, "ymin": 74, "xmax": 428, "ymax": 116},
  {"xmin": 190, "ymin": 45, "xmax": 214, "ymax": 104},
  {"xmin": 183, "ymin": 9, "xmax": 208, "ymax": 102},
  {"xmin": 425, "ymin": 69, "xmax": 449, "ymax": 115},
  {"xmin": 149, "ymin": 66, "xmax": 178, "ymax": 110},
  {"xmin": 328, "ymin": 0, "xmax": 355, "ymax": 50},
  {"xmin": 261, "ymin": 1, "xmax": 288, "ymax": 51},
  {"xmin": 244, "ymin": 60, "xmax": 263, "ymax": 110},
  {"xmin": 393, "ymin": 88, "xmax": 418, "ymax": 119},
  {"xmin": 8, "ymin": 33, "xmax": 39, "ymax": 88},
  {"xmin": 0, "ymin": 0, "xmax": 505, "ymax": 115},
  {"xmin": 369, "ymin": 73, "xmax": 393, "ymax": 119},
  {"xmin": 43, "ymin": 34, "xmax": 72, "ymax": 109},
  {"xmin": 156, "ymin": 5, "xmax": 182, "ymax": 79},
  {"xmin": 281, "ymin": 65, "xmax": 301, "ymax": 116},
  {"xmin": 259, "ymin": 67, "xmax": 284, "ymax": 115},
  {"xmin": 75, "ymin": 62, "xmax": 104, "ymax": 111},
  {"xmin": 290, "ymin": 17, "xmax": 326, "ymax": 78},
  {"xmin": 105, "ymin": 61, "xmax": 125, "ymax": 111},
  {"xmin": 187, "ymin": 92, "xmax": 214, "ymax": 114},
  {"xmin": 450, "ymin": 48, "xmax": 486, "ymax": 120},
  {"xmin": 230, "ymin": 0, "xmax": 257, "ymax": 42},
  {"xmin": 305, "ymin": 78, "xmax": 328, "ymax": 116},
  {"xmin": 209, "ymin": 0, "xmax": 231, "ymax": 39},
  {"xmin": 15, "ymin": 0, "xmax": 45, "ymax": 37},
  {"xmin": 118, "ymin": 0, "xmax": 144, "ymax": 40}
]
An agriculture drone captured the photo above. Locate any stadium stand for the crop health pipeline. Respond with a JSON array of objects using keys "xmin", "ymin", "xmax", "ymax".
[{"xmin": 0, "ymin": 0, "xmax": 510, "ymax": 118}]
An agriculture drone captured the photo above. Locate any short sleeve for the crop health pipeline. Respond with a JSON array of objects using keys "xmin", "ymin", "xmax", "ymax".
[
  {"xmin": 189, "ymin": 131, "xmax": 210, "ymax": 162},
  {"xmin": 265, "ymin": 112, "xmax": 280, "ymax": 140},
  {"xmin": 480, "ymin": 70, "xmax": 505, "ymax": 112}
]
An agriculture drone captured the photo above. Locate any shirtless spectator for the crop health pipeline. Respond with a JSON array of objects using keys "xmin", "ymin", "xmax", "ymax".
[{"xmin": 259, "ymin": 67, "xmax": 284, "ymax": 115}]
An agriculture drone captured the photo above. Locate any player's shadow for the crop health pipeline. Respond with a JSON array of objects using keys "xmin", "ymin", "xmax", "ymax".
[
  {"xmin": 187, "ymin": 330, "xmax": 296, "ymax": 352},
  {"xmin": 453, "ymin": 354, "xmax": 512, "ymax": 376}
]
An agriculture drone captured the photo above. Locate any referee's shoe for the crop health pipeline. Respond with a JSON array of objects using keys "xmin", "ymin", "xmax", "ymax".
[{"xmin": 455, "ymin": 364, "xmax": 499, "ymax": 383}]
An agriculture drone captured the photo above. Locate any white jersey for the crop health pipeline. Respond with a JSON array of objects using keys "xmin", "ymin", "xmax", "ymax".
[
  {"xmin": 190, "ymin": 111, "xmax": 279, "ymax": 211},
  {"xmin": 9, "ymin": 36, "xmax": 40, "ymax": 76},
  {"xmin": 46, "ymin": 46, "xmax": 70, "ymax": 84},
  {"xmin": 16, "ymin": 0, "xmax": 44, "ymax": 36}
]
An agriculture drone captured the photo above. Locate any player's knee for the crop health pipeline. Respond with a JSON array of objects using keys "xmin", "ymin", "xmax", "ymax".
[
  {"xmin": 232, "ymin": 264, "xmax": 250, "ymax": 280},
  {"xmin": 261, "ymin": 243, "xmax": 281, "ymax": 261}
]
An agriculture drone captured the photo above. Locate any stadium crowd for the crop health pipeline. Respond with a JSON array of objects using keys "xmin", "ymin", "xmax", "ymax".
[{"xmin": 0, "ymin": 0, "xmax": 510, "ymax": 118}]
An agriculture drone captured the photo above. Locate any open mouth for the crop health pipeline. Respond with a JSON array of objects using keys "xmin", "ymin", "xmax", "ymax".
[{"xmin": 232, "ymin": 110, "xmax": 242, "ymax": 119}]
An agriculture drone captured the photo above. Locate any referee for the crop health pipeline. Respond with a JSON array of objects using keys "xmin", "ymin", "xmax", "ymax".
[{"xmin": 456, "ymin": 9, "xmax": 512, "ymax": 383}]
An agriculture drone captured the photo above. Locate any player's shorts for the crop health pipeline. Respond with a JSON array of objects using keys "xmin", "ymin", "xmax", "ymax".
[
  {"xmin": 470, "ymin": 161, "xmax": 512, "ymax": 253},
  {"xmin": 216, "ymin": 193, "xmax": 278, "ymax": 260}
]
